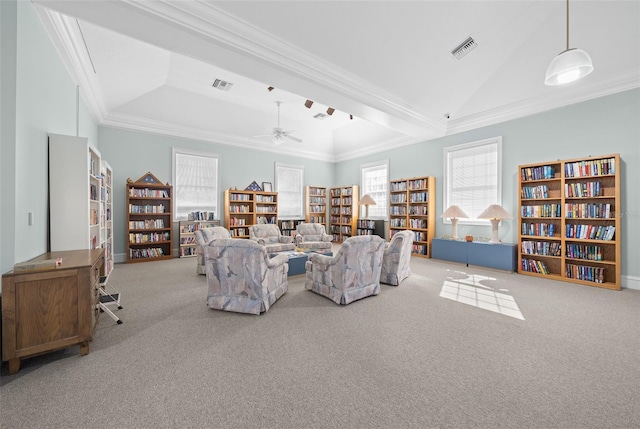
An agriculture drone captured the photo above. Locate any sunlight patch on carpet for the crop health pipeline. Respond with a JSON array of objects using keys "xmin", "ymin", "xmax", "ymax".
[{"xmin": 439, "ymin": 272, "xmax": 525, "ymax": 320}]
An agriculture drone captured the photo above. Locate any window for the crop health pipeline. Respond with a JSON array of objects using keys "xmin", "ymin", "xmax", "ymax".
[
  {"xmin": 275, "ymin": 163, "xmax": 304, "ymax": 220},
  {"xmin": 172, "ymin": 148, "xmax": 219, "ymax": 221},
  {"xmin": 443, "ymin": 137, "xmax": 502, "ymax": 223},
  {"xmin": 360, "ymin": 160, "xmax": 389, "ymax": 219}
]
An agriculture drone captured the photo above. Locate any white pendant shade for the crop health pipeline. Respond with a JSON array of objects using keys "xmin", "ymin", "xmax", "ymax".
[{"xmin": 545, "ymin": 48, "xmax": 594, "ymax": 86}]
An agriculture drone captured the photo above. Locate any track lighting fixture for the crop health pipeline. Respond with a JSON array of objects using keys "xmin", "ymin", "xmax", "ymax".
[
  {"xmin": 349, "ymin": 114, "xmax": 353, "ymax": 120},
  {"xmin": 326, "ymin": 107, "xmax": 335, "ymax": 116},
  {"xmin": 304, "ymin": 99, "xmax": 314, "ymax": 108},
  {"xmin": 267, "ymin": 86, "xmax": 274, "ymax": 92}
]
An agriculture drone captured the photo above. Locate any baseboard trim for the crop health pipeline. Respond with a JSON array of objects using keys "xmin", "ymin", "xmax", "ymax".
[{"xmin": 622, "ymin": 275, "xmax": 640, "ymax": 290}]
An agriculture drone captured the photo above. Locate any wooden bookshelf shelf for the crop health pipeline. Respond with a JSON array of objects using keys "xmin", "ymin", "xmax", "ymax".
[
  {"xmin": 329, "ymin": 185, "xmax": 359, "ymax": 243},
  {"xmin": 224, "ymin": 189, "xmax": 278, "ymax": 238},
  {"xmin": 389, "ymin": 176, "xmax": 435, "ymax": 258}
]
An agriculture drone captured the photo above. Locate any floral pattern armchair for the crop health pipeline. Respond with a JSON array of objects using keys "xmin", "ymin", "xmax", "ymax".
[
  {"xmin": 204, "ymin": 238, "xmax": 289, "ymax": 315},
  {"xmin": 304, "ymin": 235, "xmax": 385, "ymax": 305},
  {"xmin": 248, "ymin": 224, "xmax": 296, "ymax": 253},
  {"xmin": 194, "ymin": 227, "xmax": 231, "ymax": 275},
  {"xmin": 380, "ymin": 230, "xmax": 414, "ymax": 286},
  {"xmin": 295, "ymin": 223, "xmax": 333, "ymax": 251}
]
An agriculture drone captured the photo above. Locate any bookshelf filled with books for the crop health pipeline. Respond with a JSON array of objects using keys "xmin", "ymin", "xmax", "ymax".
[
  {"xmin": 224, "ymin": 189, "xmax": 278, "ymax": 238},
  {"xmin": 126, "ymin": 172, "xmax": 174, "ymax": 263},
  {"xmin": 100, "ymin": 160, "xmax": 114, "ymax": 281},
  {"xmin": 329, "ymin": 185, "xmax": 359, "ymax": 242},
  {"xmin": 518, "ymin": 154, "xmax": 620, "ymax": 290},
  {"xmin": 279, "ymin": 219, "xmax": 303, "ymax": 237},
  {"xmin": 389, "ymin": 176, "xmax": 435, "ymax": 258},
  {"xmin": 305, "ymin": 186, "xmax": 327, "ymax": 227},
  {"xmin": 178, "ymin": 219, "xmax": 221, "ymax": 257}
]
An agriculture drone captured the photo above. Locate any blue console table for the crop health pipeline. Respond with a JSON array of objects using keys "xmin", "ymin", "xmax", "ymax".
[{"xmin": 431, "ymin": 238, "xmax": 517, "ymax": 272}]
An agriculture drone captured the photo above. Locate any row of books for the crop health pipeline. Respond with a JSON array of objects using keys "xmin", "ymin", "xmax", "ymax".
[
  {"xmin": 390, "ymin": 182, "xmax": 407, "ymax": 192},
  {"xmin": 390, "ymin": 219, "xmax": 407, "ymax": 227},
  {"xmin": 357, "ymin": 219, "xmax": 376, "ymax": 228},
  {"xmin": 129, "ymin": 204, "xmax": 166, "ymax": 214},
  {"xmin": 521, "ymin": 258, "xmax": 550, "ymax": 275},
  {"xmin": 390, "ymin": 194, "xmax": 407, "ymax": 203},
  {"xmin": 255, "ymin": 195, "xmax": 274, "ymax": 203},
  {"xmin": 408, "ymin": 179, "xmax": 428, "ymax": 190},
  {"xmin": 521, "ymin": 222, "xmax": 555, "ymax": 237},
  {"xmin": 409, "ymin": 218, "xmax": 427, "ymax": 229},
  {"xmin": 566, "ymin": 244, "xmax": 603, "ymax": 261},
  {"xmin": 521, "ymin": 165, "xmax": 556, "ymax": 181},
  {"xmin": 90, "ymin": 184, "xmax": 99, "ymax": 201},
  {"xmin": 187, "ymin": 211, "xmax": 215, "ymax": 221},
  {"xmin": 565, "ymin": 203, "xmax": 612, "ymax": 219},
  {"xmin": 179, "ymin": 247, "xmax": 197, "ymax": 257},
  {"xmin": 521, "ymin": 204, "xmax": 561, "ymax": 218},
  {"xmin": 179, "ymin": 236, "xmax": 196, "ymax": 245},
  {"xmin": 256, "ymin": 206, "xmax": 276, "ymax": 213},
  {"xmin": 411, "ymin": 244, "xmax": 427, "ymax": 255},
  {"xmin": 520, "ymin": 241, "xmax": 561, "ymax": 256},
  {"xmin": 229, "ymin": 228, "xmax": 248, "ymax": 237},
  {"xmin": 330, "ymin": 188, "xmax": 353, "ymax": 197},
  {"xmin": 129, "ymin": 232, "xmax": 170, "ymax": 244},
  {"xmin": 309, "ymin": 205, "xmax": 325, "ymax": 213},
  {"xmin": 128, "ymin": 219, "xmax": 165, "ymax": 229},
  {"xmin": 309, "ymin": 197, "xmax": 325, "ymax": 204},
  {"xmin": 409, "ymin": 192, "xmax": 429, "ymax": 202},
  {"xmin": 330, "ymin": 216, "xmax": 353, "ymax": 224},
  {"xmin": 565, "ymin": 157, "xmax": 615, "ymax": 178},
  {"xmin": 409, "ymin": 206, "xmax": 428, "ymax": 215},
  {"xmin": 228, "ymin": 217, "xmax": 246, "ymax": 226},
  {"xmin": 565, "ymin": 263, "xmax": 605, "ymax": 283},
  {"xmin": 229, "ymin": 193, "xmax": 251, "ymax": 201},
  {"xmin": 129, "ymin": 247, "xmax": 165, "ymax": 259},
  {"xmin": 565, "ymin": 224, "xmax": 615, "ymax": 241},
  {"xmin": 129, "ymin": 188, "xmax": 170, "ymax": 198},
  {"xmin": 521, "ymin": 185, "xmax": 549, "ymax": 199},
  {"xmin": 279, "ymin": 220, "xmax": 301, "ymax": 229},
  {"xmin": 179, "ymin": 221, "xmax": 217, "ymax": 233},
  {"xmin": 308, "ymin": 216, "xmax": 325, "ymax": 223},
  {"xmin": 413, "ymin": 231, "xmax": 426, "ymax": 241},
  {"xmin": 229, "ymin": 205, "xmax": 251, "ymax": 213},
  {"xmin": 308, "ymin": 188, "xmax": 326, "ymax": 196},
  {"xmin": 256, "ymin": 216, "xmax": 276, "ymax": 224},
  {"xmin": 565, "ymin": 181, "xmax": 602, "ymax": 198},
  {"xmin": 390, "ymin": 207, "xmax": 407, "ymax": 215}
]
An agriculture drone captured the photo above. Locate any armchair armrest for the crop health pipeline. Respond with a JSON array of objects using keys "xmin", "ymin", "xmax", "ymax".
[
  {"xmin": 266, "ymin": 253, "xmax": 289, "ymax": 268},
  {"xmin": 321, "ymin": 235, "xmax": 333, "ymax": 242},
  {"xmin": 308, "ymin": 252, "xmax": 339, "ymax": 270},
  {"xmin": 279, "ymin": 236, "xmax": 294, "ymax": 244}
]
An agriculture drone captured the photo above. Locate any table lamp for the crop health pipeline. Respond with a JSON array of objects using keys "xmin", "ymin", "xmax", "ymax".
[
  {"xmin": 441, "ymin": 205, "xmax": 469, "ymax": 239},
  {"xmin": 478, "ymin": 204, "xmax": 513, "ymax": 243},
  {"xmin": 359, "ymin": 194, "xmax": 376, "ymax": 219}
]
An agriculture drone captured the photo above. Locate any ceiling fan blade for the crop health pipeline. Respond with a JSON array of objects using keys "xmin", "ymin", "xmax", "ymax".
[
  {"xmin": 253, "ymin": 133, "xmax": 274, "ymax": 138},
  {"xmin": 283, "ymin": 134, "xmax": 303, "ymax": 143}
]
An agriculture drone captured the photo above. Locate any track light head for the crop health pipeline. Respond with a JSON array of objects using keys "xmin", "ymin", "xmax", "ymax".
[
  {"xmin": 304, "ymin": 99, "xmax": 314, "ymax": 108},
  {"xmin": 326, "ymin": 107, "xmax": 335, "ymax": 116},
  {"xmin": 267, "ymin": 86, "xmax": 274, "ymax": 92}
]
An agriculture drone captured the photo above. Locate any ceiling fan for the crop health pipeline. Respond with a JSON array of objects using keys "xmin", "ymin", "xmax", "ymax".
[{"xmin": 254, "ymin": 101, "xmax": 302, "ymax": 145}]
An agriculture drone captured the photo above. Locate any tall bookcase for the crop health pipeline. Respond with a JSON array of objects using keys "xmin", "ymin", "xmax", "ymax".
[
  {"xmin": 224, "ymin": 189, "xmax": 278, "ymax": 238},
  {"xmin": 389, "ymin": 176, "xmax": 436, "ymax": 258},
  {"xmin": 178, "ymin": 219, "xmax": 220, "ymax": 257},
  {"xmin": 126, "ymin": 172, "xmax": 173, "ymax": 263},
  {"xmin": 49, "ymin": 134, "xmax": 106, "ymax": 253},
  {"xmin": 518, "ymin": 154, "xmax": 620, "ymax": 290},
  {"xmin": 100, "ymin": 160, "xmax": 114, "ymax": 281},
  {"xmin": 279, "ymin": 220, "xmax": 303, "ymax": 237},
  {"xmin": 329, "ymin": 185, "xmax": 359, "ymax": 242},
  {"xmin": 305, "ymin": 186, "xmax": 327, "ymax": 227}
]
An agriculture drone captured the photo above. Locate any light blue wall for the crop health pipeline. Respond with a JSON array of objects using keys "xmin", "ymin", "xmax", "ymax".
[
  {"xmin": 97, "ymin": 126, "xmax": 335, "ymax": 257},
  {"xmin": 0, "ymin": 0, "xmax": 98, "ymax": 276},
  {"xmin": 337, "ymin": 88, "xmax": 640, "ymax": 280}
]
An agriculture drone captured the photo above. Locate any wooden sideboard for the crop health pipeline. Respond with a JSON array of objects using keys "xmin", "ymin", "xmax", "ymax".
[{"xmin": 2, "ymin": 248, "xmax": 104, "ymax": 374}]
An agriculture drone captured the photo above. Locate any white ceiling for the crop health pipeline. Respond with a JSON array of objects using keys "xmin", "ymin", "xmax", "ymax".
[{"xmin": 34, "ymin": 0, "xmax": 640, "ymax": 162}]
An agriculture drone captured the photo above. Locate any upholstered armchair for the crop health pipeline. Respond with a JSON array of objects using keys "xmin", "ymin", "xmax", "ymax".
[
  {"xmin": 305, "ymin": 235, "xmax": 385, "ymax": 305},
  {"xmin": 380, "ymin": 230, "xmax": 414, "ymax": 286},
  {"xmin": 295, "ymin": 223, "xmax": 333, "ymax": 251},
  {"xmin": 204, "ymin": 238, "xmax": 289, "ymax": 315},
  {"xmin": 248, "ymin": 224, "xmax": 296, "ymax": 253},
  {"xmin": 194, "ymin": 226, "xmax": 231, "ymax": 275}
]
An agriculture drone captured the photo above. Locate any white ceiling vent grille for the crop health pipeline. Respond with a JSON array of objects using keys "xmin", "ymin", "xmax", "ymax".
[
  {"xmin": 451, "ymin": 37, "xmax": 478, "ymax": 60},
  {"xmin": 212, "ymin": 79, "xmax": 233, "ymax": 91},
  {"xmin": 313, "ymin": 113, "xmax": 328, "ymax": 120}
]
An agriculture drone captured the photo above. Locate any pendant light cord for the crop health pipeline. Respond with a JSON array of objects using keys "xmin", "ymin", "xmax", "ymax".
[{"xmin": 566, "ymin": 0, "xmax": 570, "ymax": 50}]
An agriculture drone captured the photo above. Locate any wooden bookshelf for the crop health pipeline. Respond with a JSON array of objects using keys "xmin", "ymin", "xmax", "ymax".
[
  {"xmin": 305, "ymin": 186, "xmax": 327, "ymax": 227},
  {"xmin": 126, "ymin": 172, "xmax": 173, "ymax": 263},
  {"xmin": 356, "ymin": 219, "xmax": 384, "ymax": 237},
  {"xmin": 329, "ymin": 185, "xmax": 359, "ymax": 242},
  {"xmin": 389, "ymin": 176, "xmax": 436, "ymax": 258},
  {"xmin": 224, "ymin": 189, "xmax": 278, "ymax": 238},
  {"xmin": 518, "ymin": 154, "xmax": 620, "ymax": 290},
  {"xmin": 178, "ymin": 219, "xmax": 220, "ymax": 257},
  {"xmin": 279, "ymin": 219, "xmax": 303, "ymax": 237}
]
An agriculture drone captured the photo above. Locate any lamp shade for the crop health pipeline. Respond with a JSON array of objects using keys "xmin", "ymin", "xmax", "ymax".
[
  {"xmin": 441, "ymin": 205, "xmax": 468, "ymax": 219},
  {"xmin": 545, "ymin": 48, "xmax": 594, "ymax": 86},
  {"xmin": 360, "ymin": 194, "xmax": 376, "ymax": 218}
]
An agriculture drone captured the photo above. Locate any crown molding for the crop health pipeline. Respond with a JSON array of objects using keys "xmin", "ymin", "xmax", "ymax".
[
  {"xmin": 34, "ymin": 6, "xmax": 108, "ymax": 124},
  {"xmin": 333, "ymin": 135, "xmax": 427, "ymax": 163},
  {"xmin": 101, "ymin": 112, "xmax": 337, "ymax": 163},
  {"xmin": 446, "ymin": 70, "xmax": 640, "ymax": 136}
]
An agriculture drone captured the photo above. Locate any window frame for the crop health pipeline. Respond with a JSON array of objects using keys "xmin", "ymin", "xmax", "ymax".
[
  {"xmin": 442, "ymin": 137, "xmax": 503, "ymax": 225},
  {"xmin": 360, "ymin": 159, "xmax": 389, "ymax": 220},
  {"xmin": 171, "ymin": 148, "xmax": 220, "ymax": 221},
  {"xmin": 274, "ymin": 162, "xmax": 304, "ymax": 220}
]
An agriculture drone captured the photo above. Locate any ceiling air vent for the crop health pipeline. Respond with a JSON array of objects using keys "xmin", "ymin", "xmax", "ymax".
[
  {"xmin": 451, "ymin": 36, "xmax": 478, "ymax": 60},
  {"xmin": 313, "ymin": 113, "xmax": 328, "ymax": 120},
  {"xmin": 212, "ymin": 79, "xmax": 233, "ymax": 91}
]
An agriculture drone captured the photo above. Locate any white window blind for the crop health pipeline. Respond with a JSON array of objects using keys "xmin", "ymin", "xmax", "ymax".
[
  {"xmin": 275, "ymin": 163, "xmax": 304, "ymax": 220},
  {"xmin": 443, "ymin": 137, "xmax": 502, "ymax": 222},
  {"xmin": 360, "ymin": 160, "xmax": 389, "ymax": 219},
  {"xmin": 172, "ymin": 149, "xmax": 219, "ymax": 221}
]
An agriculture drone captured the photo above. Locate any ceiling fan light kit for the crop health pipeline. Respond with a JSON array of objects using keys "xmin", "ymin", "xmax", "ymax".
[
  {"xmin": 545, "ymin": 0, "xmax": 593, "ymax": 86},
  {"xmin": 254, "ymin": 101, "xmax": 303, "ymax": 145}
]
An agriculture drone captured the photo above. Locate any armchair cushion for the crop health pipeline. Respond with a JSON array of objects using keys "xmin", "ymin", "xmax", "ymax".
[
  {"xmin": 380, "ymin": 230, "xmax": 414, "ymax": 286},
  {"xmin": 304, "ymin": 235, "xmax": 385, "ymax": 305},
  {"xmin": 249, "ymin": 224, "xmax": 295, "ymax": 253},
  {"xmin": 204, "ymin": 238, "xmax": 288, "ymax": 315},
  {"xmin": 194, "ymin": 227, "xmax": 231, "ymax": 275}
]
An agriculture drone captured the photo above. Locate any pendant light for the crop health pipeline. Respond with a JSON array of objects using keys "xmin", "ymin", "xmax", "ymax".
[{"xmin": 544, "ymin": 0, "xmax": 593, "ymax": 86}]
